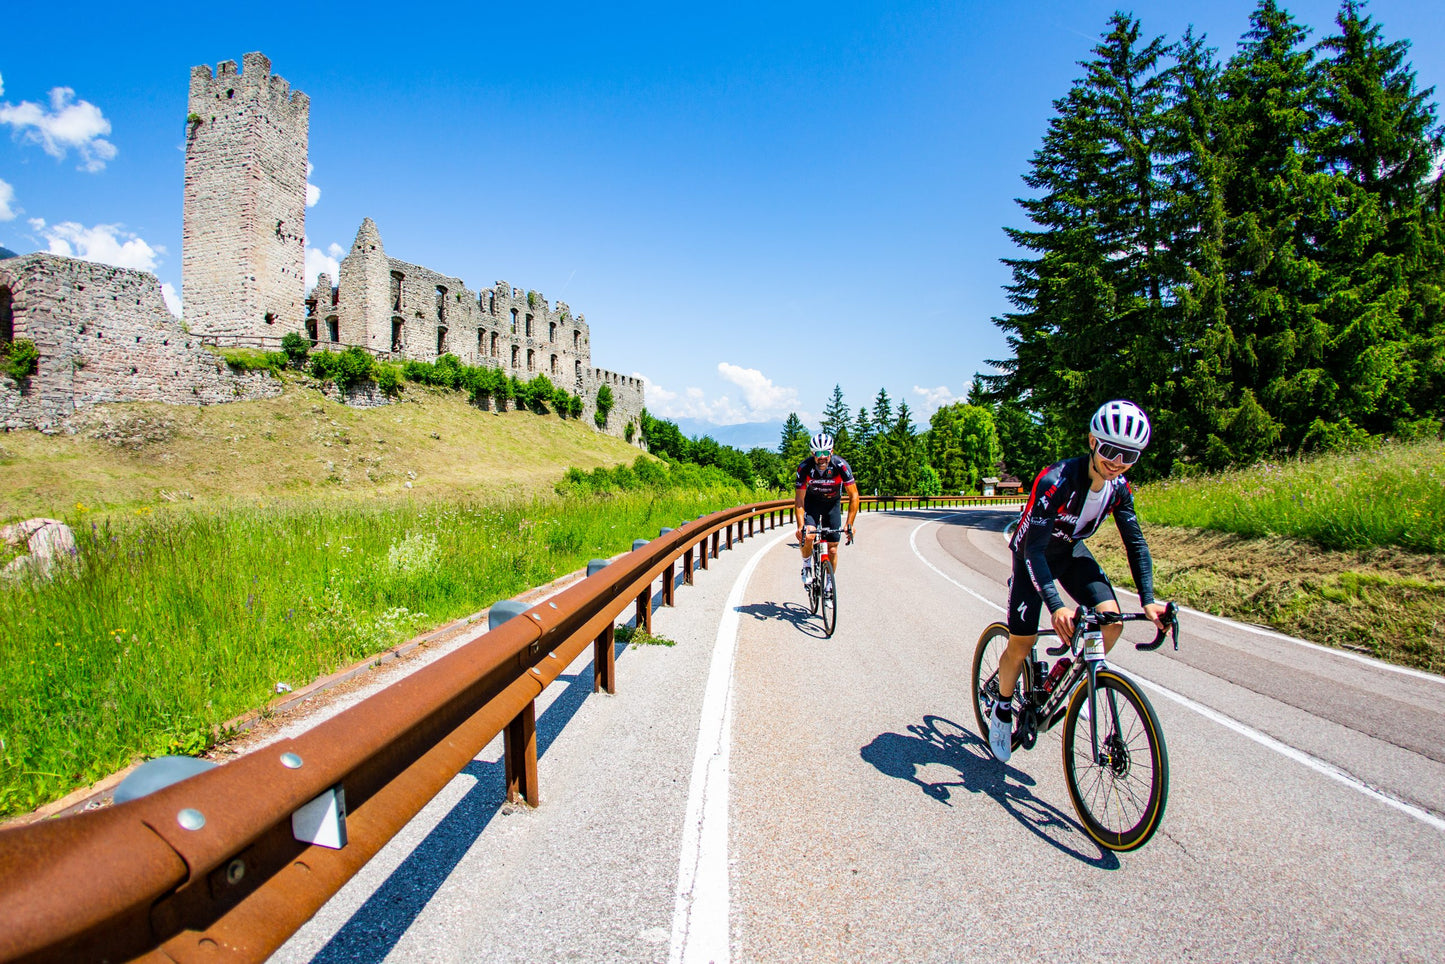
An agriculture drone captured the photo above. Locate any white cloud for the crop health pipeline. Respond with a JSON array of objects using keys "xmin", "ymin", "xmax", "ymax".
[
  {"xmin": 912, "ymin": 384, "xmax": 961, "ymax": 417},
  {"xmin": 0, "ymin": 86, "xmax": 117, "ymax": 172},
  {"xmin": 31, "ymin": 219, "xmax": 162, "ymax": 272},
  {"xmin": 636, "ymin": 364, "xmax": 803, "ymax": 425},
  {"xmin": 0, "ymin": 178, "xmax": 15, "ymax": 221},
  {"xmin": 160, "ymin": 282, "xmax": 182, "ymax": 318},
  {"xmin": 306, "ymin": 161, "xmax": 320, "ymax": 207},
  {"xmin": 305, "ymin": 240, "xmax": 344, "ymax": 286},
  {"xmin": 716, "ymin": 363, "xmax": 802, "ymax": 418}
]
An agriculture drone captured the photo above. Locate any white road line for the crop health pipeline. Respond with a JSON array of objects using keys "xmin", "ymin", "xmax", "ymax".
[
  {"xmin": 907, "ymin": 515, "xmax": 1445, "ymax": 834},
  {"xmin": 670, "ymin": 530, "xmax": 789, "ymax": 964}
]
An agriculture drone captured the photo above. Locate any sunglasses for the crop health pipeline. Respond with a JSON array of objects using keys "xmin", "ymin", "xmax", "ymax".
[
  {"xmin": 1096, "ymin": 441, "xmax": 1141, "ymax": 465},
  {"xmin": 813, "ymin": 450, "xmax": 831, "ymax": 458}
]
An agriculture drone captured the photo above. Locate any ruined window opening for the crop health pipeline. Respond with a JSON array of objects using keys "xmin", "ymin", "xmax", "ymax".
[
  {"xmin": 437, "ymin": 326, "xmax": 449, "ymax": 355},
  {"xmin": 0, "ymin": 286, "xmax": 13, "ymax": 342},
  {"xmin": 305, "ymin": 318, "xmax": 318, "ymax": 342},
  {"xmin": 511, "ymin": 345, "xmax": 520, "ymax": 368},
  {"xmin": 490, "ymin": 332, "xmax": 499, "ymax": 357},
  {"xmin": 331, "ymin": 286, "xmax": 339, "ymax": 307},
  {"xmin": 573, "ymin": 331, "xmax": 580, "ymax": 351},
  {"xmin": 264, "ymin": 312, "xmax": 275, "ymax": 325},
  {"xmin": 575, "ymin": 360, "xmax": 582, "ymax": 382},
  {"xmin": 550, "ymin": 354, "xmax": 558, "ymax": 374},
  {"xmin": 326, "ymin": 316, "xmax": 339, "ymax": 343},
  {"xmin": 227, "ymin": 89, "xmax": 235, "ymax": 99},
  {"xmin": 527, "ymin": 349, "xmax": 534, "ymax": 371},
  {"xmin": 488, "ymin": 291, "xmax": 496, "ymax": 314},
  {"xmin": 305, "ymin": 297, "xmax": 316, "ymax": 318},
  {"xmin": 549, "ymin": 321, "xmax": 556, "ymax": 343},
  {"xmin": 477, "ymin": 328, "xmax": 485, "ymax": 357},
  {"xmin": 390, "ymin": 271, "xmax": 404, "ymax": 311},
  {"xmin": 525, "ymin": 313, "xmax": 533, "ymax": 338},
  {"xmin": 392, "ymin": 318, "xmax": 404, "ymax": 352},
  {"xmin": 436, "ymin": 285, "xmax": 447, "ymax": 322},
  {"xmin": 510, "ymin": 308, "xmax": 518, "ymax": 334}
]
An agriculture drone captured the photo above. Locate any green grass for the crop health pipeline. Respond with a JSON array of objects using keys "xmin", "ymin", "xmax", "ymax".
[
  {"xmin": 0, "ymin": 485, "xmax": 753, "ymax": 819},
  {"xmin": 1137, "ymin": 438, "xmax": 1445, "ymax": 553}
]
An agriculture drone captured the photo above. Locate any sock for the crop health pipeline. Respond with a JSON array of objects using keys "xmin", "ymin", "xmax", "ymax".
[{"xmin": 994, "ymin": 699, "xmax": 1013, "ymax": 723}]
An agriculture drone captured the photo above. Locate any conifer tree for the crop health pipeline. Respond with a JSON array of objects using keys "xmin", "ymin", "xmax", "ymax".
[{"xmin": 820, "ymin": 385, "xmax": 854, "ymax": 462}]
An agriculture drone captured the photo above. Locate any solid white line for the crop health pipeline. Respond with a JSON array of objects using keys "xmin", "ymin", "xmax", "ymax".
[
  {"xmin": 1132, "ymin": 674, "xmax": 1445, "ymax": 833},
  {"xmin": 907, "ymin": 515, "xmax": 1445, "ymax": 834},
  {"xmin": 669, "ymin": 530, "xmax": 789, "ymax": 964}
]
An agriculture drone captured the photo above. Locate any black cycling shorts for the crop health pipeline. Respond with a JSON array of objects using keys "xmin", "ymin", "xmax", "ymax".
[
  {"xmin": 802, "ymin": 500, "xmax": 843, "ymax": 541},
  {"xmin": 1006, "ymin": 540, "xmax": 1117, "ymax": 636}
]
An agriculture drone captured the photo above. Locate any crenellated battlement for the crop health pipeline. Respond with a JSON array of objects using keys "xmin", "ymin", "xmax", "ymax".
[{"xmin": 189, "ymin": 53, "xmax": 309, "ymax": 124}]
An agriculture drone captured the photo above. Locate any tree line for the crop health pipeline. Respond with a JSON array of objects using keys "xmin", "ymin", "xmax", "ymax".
[{"xmin": 982, "ymin": 0, "xmax": 1445, "ymax": 481}]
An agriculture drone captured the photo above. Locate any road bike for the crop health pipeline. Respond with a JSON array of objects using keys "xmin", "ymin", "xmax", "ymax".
[
  {"xmin": 970, "ymin": 604, "xmax": 1180, "ymax": 851},
  {"xmin": 803, "ymin": 524, "xmax": 851, "ymax": 638}
]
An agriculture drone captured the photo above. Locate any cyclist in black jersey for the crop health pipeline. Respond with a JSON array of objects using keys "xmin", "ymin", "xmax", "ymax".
[
  {"xmin": 989, "ymin": 400, "xmax": 1171, "ymax": 762},
  {"xmin": 794, "ymin": 432, "xmax": 860, "ymax": 588}
]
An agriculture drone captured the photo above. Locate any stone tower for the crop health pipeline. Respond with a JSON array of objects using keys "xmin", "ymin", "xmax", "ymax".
[{"xmin": 182, "ymin": 52, "xmax": 309, "ymax": 338}]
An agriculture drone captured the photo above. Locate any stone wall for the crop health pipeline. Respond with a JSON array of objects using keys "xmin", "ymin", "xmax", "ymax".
[
  {"xmin": 0, "ymin": 254, "xmax": 280, "ymax": 432},
  {"xmin": 183, "ymin": 52, "xmax": 309, "ymax": 339}
]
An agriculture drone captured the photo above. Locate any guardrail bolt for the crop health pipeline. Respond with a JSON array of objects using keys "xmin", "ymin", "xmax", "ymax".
[
  {"xmin": 226, "ymin": 859, "xmax": 246, "ymax": 885},
  {"xmin": 177, "ymin": 808, "xmax": 206, "ymax": 831},
  {"xmin": 280, "ymin": 752, "xmax": 303, "ymax": 769}
]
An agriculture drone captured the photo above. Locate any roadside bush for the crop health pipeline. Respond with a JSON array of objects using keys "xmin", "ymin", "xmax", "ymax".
[
  {"xmin": 2, "ymin": 339, "xmax": 41, "ymax": 380},
  {"xmin": 280, "ymin": 331, "xmax": 311, "ymax": 368}
]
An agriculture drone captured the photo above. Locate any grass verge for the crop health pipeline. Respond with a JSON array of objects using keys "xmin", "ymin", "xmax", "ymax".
[{"xmin": 0, "ymin": 486, "xmax": 752, "ymax": 819}]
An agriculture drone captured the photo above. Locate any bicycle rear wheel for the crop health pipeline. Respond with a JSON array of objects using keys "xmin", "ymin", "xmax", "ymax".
[
  {"xmin": 819, "ymin": 559, "xmax": 836, "ymax": 637},
  {"xmin": 970, "ymin": 622, "xmax": 1028, "ymax": 751},
  {"xmin": 1062, "ymin": 670, "xmax": 1169, "ymax": 852}
]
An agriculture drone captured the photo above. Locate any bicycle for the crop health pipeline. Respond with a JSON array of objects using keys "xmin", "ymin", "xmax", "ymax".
[
  {"xmin": 803, "ymin": 524, "xmax": 851, "ymax": 638},
  {"xmin": 970, "ymin": 603, "xmax": 1180, "ymax": 852}
]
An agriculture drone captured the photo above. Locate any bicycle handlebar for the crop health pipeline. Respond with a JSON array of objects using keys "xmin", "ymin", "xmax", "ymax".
[
  {"xmin": 803, "ymin": 524, "xmax": 854, "ymax": 544},
  {"xmin": 1041, "ymin": 603, "xmax": 1180, "ymax": 656}
]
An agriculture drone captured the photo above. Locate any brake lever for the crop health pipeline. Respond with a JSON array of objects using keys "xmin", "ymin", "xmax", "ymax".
[{"xmin": 1134, "ymin": 602, "xmax": 1179, "ymax": 652}]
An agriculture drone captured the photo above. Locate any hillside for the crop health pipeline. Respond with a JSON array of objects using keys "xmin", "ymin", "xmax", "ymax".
[{"xmin": 0, "ymin": 384, "xmax": 644, "ymax": 518}]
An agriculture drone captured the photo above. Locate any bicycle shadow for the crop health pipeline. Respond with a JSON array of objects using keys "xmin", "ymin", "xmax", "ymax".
[
  {"xmin": 735, "ymin": 600, "xmax": 826, "ymax": 637},
  {"xmin": 859, "ymin": 714, "xmax": 1120, "ymax": 869}
]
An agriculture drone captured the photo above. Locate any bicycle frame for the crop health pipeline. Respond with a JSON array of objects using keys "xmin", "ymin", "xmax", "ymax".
[{"xmin": 1017, "ymin": 606, "xmax": 1177, "ymax": 764}]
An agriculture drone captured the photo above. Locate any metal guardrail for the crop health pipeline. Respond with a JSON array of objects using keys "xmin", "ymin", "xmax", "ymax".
[{"xmin": 0, "ymin": 494, "xmax": 1022, "ymax": 962}]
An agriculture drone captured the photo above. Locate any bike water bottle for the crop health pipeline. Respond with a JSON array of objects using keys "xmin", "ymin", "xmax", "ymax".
[
  {"xmin": 1083, "ymin": 630, "xmax": 1106, "ymax": 662},
  {"xmin": 1045, "ymin": 656, "xmax": 1073, "ymax": 692}
]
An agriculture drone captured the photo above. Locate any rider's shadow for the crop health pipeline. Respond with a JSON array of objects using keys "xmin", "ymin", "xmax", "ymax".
[
  {"xmin": 736, "ymin": 600, "xmax": 825, "ymax": 637},
  {"xmin": 860, "ymin": 714, "xmax": 1120, "ymax": 869}
]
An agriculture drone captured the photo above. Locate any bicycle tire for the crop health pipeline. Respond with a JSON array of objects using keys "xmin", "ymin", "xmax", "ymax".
[
  {"xmin": 1061, "ymin": 669, "xmax": 1169, "ymax": 852},
  {"xmin": 807, "ymin": 564, "xmax": 820, "ymax": 614},
  {"xmin": 970, "ymin": 622, "xmax": 1029, "ymax": 751},
  {"xmin": 820, "ymin": 558, "xmax": 836, "ymax": 637}
]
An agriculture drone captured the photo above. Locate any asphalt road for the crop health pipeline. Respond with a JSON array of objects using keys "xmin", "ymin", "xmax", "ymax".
[{"xmin": 274, "ymin": 508, "xmax": 1445, "ymax": 963}]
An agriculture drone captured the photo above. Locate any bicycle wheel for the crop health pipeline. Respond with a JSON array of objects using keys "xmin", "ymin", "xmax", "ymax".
[
  {"xmin": 970, "ymin": 622, "xmax": 1029, "ymax": 751},
  {"xmin": 819, "ymin": 559, "xmax": 836, "ymax": 637},
  {"xmin": 1061, "ymin": 670, "xmax": 1169, "ymax": 852},
  {"xmin": 807, "ymin": 563, "xmax": 820, "ymax": 614}
]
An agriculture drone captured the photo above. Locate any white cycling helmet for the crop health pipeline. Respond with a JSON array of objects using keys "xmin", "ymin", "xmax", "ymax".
[
  {"xmin": 810, "ymin": 432, "xmax": 834, "ymax": 453},
  {"xmin": 1090, "ymin": 400, "xmax": 1151, "ymax": 449}
]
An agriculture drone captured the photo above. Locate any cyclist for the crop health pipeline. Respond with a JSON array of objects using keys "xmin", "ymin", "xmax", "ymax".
[
  {"xmin": 794, "ymin": 432, "xmax": 860, "ymax": 587},
  {"xmin": 989, "ymin": 400, "xmax": 1170, "ymax": 763}
]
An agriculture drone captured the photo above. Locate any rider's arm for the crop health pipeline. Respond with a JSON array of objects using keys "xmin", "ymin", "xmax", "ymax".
[
  {"xmin": 1112, "ymin": 484, "xmax": 1156, "ymax": 606},
  {"xmin": 1021, "ymin": 465, "xmax": 1068, "ymax": 616},
  {"xmin": 844, "ymin": 481, "xmax": 860, "ymax": 529},
  {"xmin": 793, "ymin": 468, "xmax": 807, "ymax": 532}
]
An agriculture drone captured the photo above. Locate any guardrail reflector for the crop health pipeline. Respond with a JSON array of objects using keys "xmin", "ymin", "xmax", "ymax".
[{"xmin": 292, "ymin": 785, "xmax": 348, "ymax": 850}]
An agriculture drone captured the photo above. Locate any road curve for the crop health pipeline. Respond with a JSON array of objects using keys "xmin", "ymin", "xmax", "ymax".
[{"xmin": 276, "ymin": 508, "xmax": 1445, "ymax": 963}]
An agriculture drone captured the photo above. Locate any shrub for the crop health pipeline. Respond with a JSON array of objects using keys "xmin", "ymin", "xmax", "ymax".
[
  {"xmin": 1, "ymin": 339, "xmax": 40, "ymax": 380},
  {"xmin": 595, "ymin": 384, "xmax": 615, "ymax": 428},
  {"xmin": 280, "ymin": 331, "xmax": 311, "ymax": 368},
  {"xmin": 375, "ymin": 363, "xmax": 403, "ymax": 396},
  {"xmin": 220, "ymin": 347, "xmax": 287, "ymax": 376}
]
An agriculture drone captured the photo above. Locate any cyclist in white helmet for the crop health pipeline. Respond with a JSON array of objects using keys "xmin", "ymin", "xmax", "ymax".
[
  {"xmin": 794, "ymin": 432, "xmax": 860, "ymax": 587},
  {"xmin": 988, "ymin": 400, "xmax": 1170, "ymax": 763}
]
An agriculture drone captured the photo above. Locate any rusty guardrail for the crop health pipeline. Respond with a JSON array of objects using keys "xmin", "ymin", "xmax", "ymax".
[{"xmin": 0, "ymin": 494, "xmax": 1021, "ymax": 962}]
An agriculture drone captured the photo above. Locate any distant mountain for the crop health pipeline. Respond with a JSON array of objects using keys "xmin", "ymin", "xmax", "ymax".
[{"xmin": 670, "ymin": 418, "xmax": 786, "ymax": 452}]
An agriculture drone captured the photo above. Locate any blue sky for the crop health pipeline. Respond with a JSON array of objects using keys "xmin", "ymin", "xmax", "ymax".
[{"xmin": 2, "ymin": 1, "xmax": 1441, "ymax": 447}]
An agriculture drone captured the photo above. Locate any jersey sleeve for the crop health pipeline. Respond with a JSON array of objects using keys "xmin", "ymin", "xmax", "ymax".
[
  {"xmin": 835, "ymin": 457, "xmax": 855, "ymax": 484},
  {"xmin": 1111, "ymin": 480, "xmax": 1156, "ymax": 605},
  {"xmin": 1022, "ymin": 464, "xmax": 1068, "ymax": 614},
  {"xmin": 794, "ymin": 461, "xmax": 809, "ymax": 490}
]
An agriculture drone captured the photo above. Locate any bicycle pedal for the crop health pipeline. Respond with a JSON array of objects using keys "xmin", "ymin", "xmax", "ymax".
[{"xmin": 1020, "ymin": 726, "xmax": 1037, "ymax": 750}]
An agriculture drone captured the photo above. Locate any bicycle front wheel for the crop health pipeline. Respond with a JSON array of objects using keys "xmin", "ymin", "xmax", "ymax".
[
  {"xmin": 971, "ymin": 622, "xmax": 1028, "ymax": 750},
  {"xmin": 819, "ymin": 559, "xmax": 836, "ymax": 637},
  {"xmin": 1062, "ymin": 669, "xmax": 1169, "ymax": 852},
  {"xmin": 807, "ymin": 565, "xmax": 820, "ymax": 614}
]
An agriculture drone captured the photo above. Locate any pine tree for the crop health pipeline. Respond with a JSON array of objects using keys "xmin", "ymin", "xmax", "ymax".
[
  {"xmin": 778, "ymin": 412, "xmax": 811, "ymax": 470},
  {"xmin": 1310, "ymin": 0, "xmax": 1445, "ymax": 442},
  {"xmin": 851, "ymin": 406, "xmax": 876, "ymax": 492},
  {"xmin": 820, "ymin": 384, "xmax": 853, "ymax": 462}
]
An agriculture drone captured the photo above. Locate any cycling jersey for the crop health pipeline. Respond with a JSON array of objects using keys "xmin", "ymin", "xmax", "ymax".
[
  {"xmin": 1009, "ymin": 455, "xmax": 1155, "ymax": 615},
  {"xmin": 795, "ymin": 455, "xmax": 855, "ymax": 505}
]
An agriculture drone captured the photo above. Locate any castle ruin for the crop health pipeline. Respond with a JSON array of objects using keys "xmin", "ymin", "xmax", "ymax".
[{"xmin": 0, "ymin": 52, "xmax": 645, "ymax": 437}]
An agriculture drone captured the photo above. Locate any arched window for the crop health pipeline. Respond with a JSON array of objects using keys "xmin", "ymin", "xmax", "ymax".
[
  {"xmin": 490, "ymin": 331, "xmax": 498, "ymax": 357},
  {"xmin": 436, "ymin": 285, "xmax": 447, "ymax": 322},
  {"xmin": 437, "ymin": 326, "xmax": 448, "ymax": 355},
  {"xmin": 390, "ymin": 271, "xmax": 404, "ymax": 311},
  {"xmin": 527, "ymin": 349, "xmax": 534, "ymax": 371},
  {"xmin": 326, "ymin": 316, "xmax": 339, "ymax": 342},
  {"xmin": 550, "ymin": 354, "xmax": 558, "ymax": 374},
  {"xmin": 511, "ymin": 345, "xmax": 520, "ymax": 368},
  {"xmin": 510, "ymin": 308, "xmax": 518, "ymax": 334},
  {"xmin": 525, "ymin": 313, "xmax": 533, "ymax": 337},
  {"xmin": 573, "ymin": 330, "xmax": 580, "ymax": 351},
  {"xmin": 549, "ymin": 321, "xmax": 556, "ymax": 343},
  {"xmin": 488, "ymin": 291, "xmax": 496, "ymax": 314},
  {"xmin": 391, "ymin": 318, "xmax": 404, "ymax": 352}
]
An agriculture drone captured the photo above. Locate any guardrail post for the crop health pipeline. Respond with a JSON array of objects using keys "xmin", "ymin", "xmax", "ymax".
[
  {"xmin": 636, "ymin": 587, "xmax": 652, "ymax": 633},
  {"xmin": 594, "ymin": 624, "xmax": 615, "ymax": 694},
  {"xmin": 710, "ymin": 531, "xmax": 719, "ymax": 560},
  {"xmin": 505, "ymin": 701, "xmax": 538, "ymax": 806},
  {"xmin": 726, "ymin": 524, "xmax": 733, "ymax": 550},
  {"xmin": 700, "ymin": 536, "xmax": 710, "ymax": 570},
  {"xmin": 683, "ymin": 546, "xmax": 694, "ymax": 585},
  {"xmin": 659, "ymin": 529, "xmax": 676, "ymax": 607}
]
